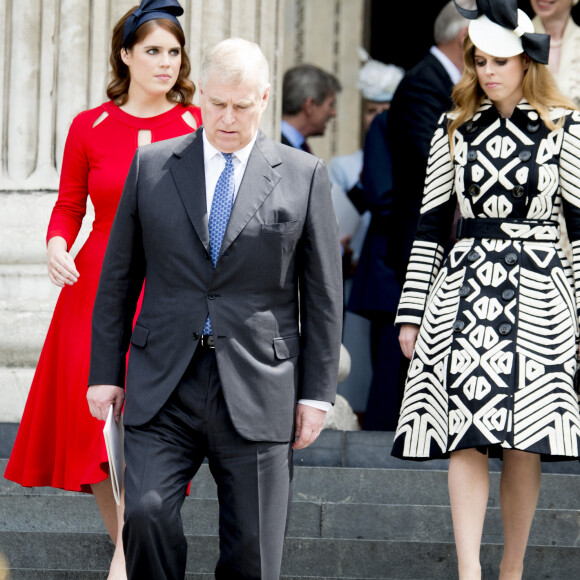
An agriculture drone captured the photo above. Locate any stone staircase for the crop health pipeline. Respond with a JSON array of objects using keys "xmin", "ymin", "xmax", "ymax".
[{"xmin": 1, "ymin": 428, "xmax": 579, "ymax": 579}]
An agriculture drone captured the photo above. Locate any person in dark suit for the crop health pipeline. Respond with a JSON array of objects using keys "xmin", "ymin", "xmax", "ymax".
[
  {"xmin": 349, "ymin": 1, "xmax": 470, "ymax": 429},
  {"xmin": 280, "ymin": 64, "xmax": 341, "ymax": 154},
  {"xmin": 386, "ymin": 0, "xmax": 469, "ymax": 282},
  {"xmin": 87, "ymin": 37, "xmax": 343, "ymax": 580}
]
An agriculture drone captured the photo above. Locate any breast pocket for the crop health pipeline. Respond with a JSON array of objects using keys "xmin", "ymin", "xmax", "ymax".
[{"xmin": 261, "ymin": 220, "xmax": 302, "ymax": 235}]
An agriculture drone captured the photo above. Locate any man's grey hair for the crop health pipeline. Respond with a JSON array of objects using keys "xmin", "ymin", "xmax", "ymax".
[
  {"xmin": 200, "ymin": 37, "xmax": 270, "ymax": 96},
  {"xmin": 434, "ymin": 1, "xmax": 473, "ymax": 45},
  {"xmin": 282, "ymin": 64, "xmax": 342, "ymax": 116}
]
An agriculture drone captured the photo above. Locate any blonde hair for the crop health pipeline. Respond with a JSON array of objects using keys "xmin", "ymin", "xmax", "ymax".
[{"xmin": 448, "ymin": 37, "xmax": 577, "ymax": 142}]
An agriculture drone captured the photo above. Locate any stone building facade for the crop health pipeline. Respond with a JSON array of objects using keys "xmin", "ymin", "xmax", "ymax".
[{"xmin": 0, "ymin": 0, "xmax": 365, "ymax": 422}]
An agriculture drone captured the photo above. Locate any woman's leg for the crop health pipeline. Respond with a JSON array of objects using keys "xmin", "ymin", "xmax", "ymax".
[
  {"xmin": 448, "ymin": 448, "xmax": 490, "ymax": 580},
  {"xmin": 498, "ymin": 449, "xmax": 541, "ymax": 580},
  {"xmin": 92, "ymin": 478, "xmax": 127, "ymax": 579}
]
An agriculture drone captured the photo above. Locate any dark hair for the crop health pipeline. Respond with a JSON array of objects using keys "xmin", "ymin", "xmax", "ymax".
[
  {"xmin": 282, "ymin": 64, "xmax": 341, "ymax": 115},
  {"xmin": 107, "ymin": 6, "xmax": 195, "ymax": 106}
]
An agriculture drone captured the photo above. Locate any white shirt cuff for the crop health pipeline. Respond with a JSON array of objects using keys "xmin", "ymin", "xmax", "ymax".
[{"xmin": 298, "ymin": 399, "xmax": 331, "ymax": 412}]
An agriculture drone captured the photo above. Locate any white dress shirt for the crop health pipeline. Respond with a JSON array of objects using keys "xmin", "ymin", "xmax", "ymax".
[
  {"xmin": 202, "ymin": 130, "xmax": 331, "ymax": 414},
  {"xmin": 430, "ymin": 45, "xmax": 462, "ymax": 85}
]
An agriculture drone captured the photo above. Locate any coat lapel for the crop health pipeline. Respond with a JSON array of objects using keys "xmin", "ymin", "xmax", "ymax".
[
  {"xmin": 169, "ymin": 129, "xmax": 210, "ymax": 252},
  {"xmin": 221, "ymin": 131, "xmax": 282, "ymax": 253}
]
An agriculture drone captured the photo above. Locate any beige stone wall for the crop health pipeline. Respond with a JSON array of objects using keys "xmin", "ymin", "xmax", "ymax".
[
  {"xmin": 283, "ymin": 0, "xmax": 365, "ymax": 160},
  {"xmin": 0, "ymin": 0, "xmax": 365, "ymax": 421}
]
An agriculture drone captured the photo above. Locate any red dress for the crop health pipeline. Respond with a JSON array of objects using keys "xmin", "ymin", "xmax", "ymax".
[{"xmin": 4, "ymin": 102, "xmax": 202, "ymax": 492}]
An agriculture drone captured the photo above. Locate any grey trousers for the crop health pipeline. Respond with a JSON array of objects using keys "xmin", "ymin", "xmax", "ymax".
[{"xmin": 123, "ymin": 346, "xmax": 293, "ymax": 580}]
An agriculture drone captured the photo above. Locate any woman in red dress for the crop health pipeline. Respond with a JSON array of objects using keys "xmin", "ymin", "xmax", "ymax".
[{"xmin": 4, "ymin": 1, "xmax": 201, "ymax": 577}]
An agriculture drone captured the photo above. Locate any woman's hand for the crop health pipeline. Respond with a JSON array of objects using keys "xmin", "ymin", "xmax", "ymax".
[
  {"xmin": 47, "ymin": 236, "xmax": 79, "ymax": 287},
  {"xmin": 399, "ymin": 324, "xmax": 420, "ymax": 359}
]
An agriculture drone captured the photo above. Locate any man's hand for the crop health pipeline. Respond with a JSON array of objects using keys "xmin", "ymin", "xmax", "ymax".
[
  {"xmin": 292, "ymin": 403, "xmax": 327, "ymax": 450},
  {"xmin": 87, "ymin": 385, "xmax": 125, "ymax": 422}
]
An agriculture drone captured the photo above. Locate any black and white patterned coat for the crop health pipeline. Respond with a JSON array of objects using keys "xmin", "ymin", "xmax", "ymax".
[{"xmin": 393, "ymin": 99, "xmax": 580, "ymax": 460}]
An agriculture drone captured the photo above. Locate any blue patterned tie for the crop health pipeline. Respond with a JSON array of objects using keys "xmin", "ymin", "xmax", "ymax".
[{"xmin": 203, "ymin": 153, "xmax": 235, "ymax": 335}]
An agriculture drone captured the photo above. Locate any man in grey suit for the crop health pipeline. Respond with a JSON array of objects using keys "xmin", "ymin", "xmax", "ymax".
[{"xmin": 87, "ymin": 38, "xmax": 342, "ymax": 580}]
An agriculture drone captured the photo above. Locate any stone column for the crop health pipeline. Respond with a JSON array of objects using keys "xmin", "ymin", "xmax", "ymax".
[
  {"xmin": 0, "ymin": 0, "xmax": 288, "ymax": 422},
  {"xmin": 283, "ymin": 0, "xmax": 365, "ymax": 160}
]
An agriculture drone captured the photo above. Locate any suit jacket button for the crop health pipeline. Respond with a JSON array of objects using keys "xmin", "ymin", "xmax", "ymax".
[
  {"xmin": 502, "ymin": 289, "xmax": 515, "ymax": 300},
  {"xmin": 518, "ymin": 150, "xmax": 531, "ymax": 162},
  {"xmin": 527, "ymin": 122, "xmax": 540, "ymax": 133},
  {"xmin": 499, "ymin": 323, "xmax": 512, "ymax": 336},
  {"xmin": 505, "ymin": 253, "xmax": 518, "ymax": 265},
  {"xmin": 192, "ymin": 332, "xmax": 200, "ymax": 341},
  {"xmin": 511, "ymin": 185, "xmax": 524, "ymax": 198},
  {"xmin": 468, "ymin": 184, "xmax": 480, "ymax": 196},
  {"xmin": 468, "ymin": 251, "xmax": 479, "ymax": 262},
  {"xmin": 453, "ymin": 320, "xmax": 465, "ymax": 332},
  {"xmin": 459, "ymin": 284, "xmax": 471, "ymax": 297},
  {"xmin": 208, "ymin": 291, "xmax": 216, "ymax": 300},
  {"xmin": 467, "ymin": 150, "xmax": 477, "ymax": 162}
]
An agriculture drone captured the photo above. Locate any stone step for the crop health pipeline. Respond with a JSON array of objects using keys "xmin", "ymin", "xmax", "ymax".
[
  {"xmin": 0, "ymin": 369, "xmax": 35, "ymax": 422},
  {"xmin": 1, "ymin": 532, "xmax": 578, "ymax": 579},
  {"xmin": 4, "ymin": 425, "xmax": 580, "ymax": 475},
  {"xmin": 2, "ymin": 460, "xmax": 579, "ymax": 509},
  {"xmin": 1, "ymin": 493, "xmax": 578, "ymax": 548},
  {"xmin": 0, "ymin": 573, "xmax": 365, "ymax": 580}
]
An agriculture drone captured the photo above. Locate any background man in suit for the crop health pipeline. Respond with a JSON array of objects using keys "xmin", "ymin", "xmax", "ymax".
[
  {"xmin": 87, "ymin": 38, "xmax": 342, "ymax": 580},
  {"xmin": 280, "ymin": 64, "xmax": 341, "ymax": 154},
  {"xmin": 385, "ymin": 0, "xmax": 469, "ymax": 281}
]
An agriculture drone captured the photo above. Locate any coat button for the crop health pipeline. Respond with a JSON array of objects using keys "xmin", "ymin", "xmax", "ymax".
[
  {"xmin": 453, "ymin": 320, "xmax": 465, "ymax": 332},
  {"xmin": 502, "ymin": 289, "xmax": 515, "ymax": 300},
  {"xmin": 467, "ymin": 150, "xmax": 478, "ymax": 162},
  {"xmin": 192, "ymin": 332, "xmax": 200, "ymax": 341},
  {"xmin": 499, "ymin": 323, "xmax": 512, "ymax": 335},
  {"xmin": 468, "ymin": 251, "xmax": 479, "ymax": 262},
  {"xmin": 459, "ymin": 285, "xmax": 471, "ymax": 297},
  {"xmin": 505, "ymin": 253, "xmax": 518, "ymax": 265},
  {"xmin": 208, "ymin": 291, "xmax": 216, "ymax": 300},
  {"xmin": 512, "ymin": 185, "xmax": 524, "ymax": 198},
  {"xmin": 465, "ymin": 121, "xmax": 478, "ymax": 133},
  {"xmin": 468, "ymin": 184, "xmax": 480, "ymax": 196},
  {"xmin": 527, "ymin": 122, "xmax": 540, "ymax": 133},
  {"xmin": 518, "ymin": 150, "xmax": 532, "ymax": 162}
]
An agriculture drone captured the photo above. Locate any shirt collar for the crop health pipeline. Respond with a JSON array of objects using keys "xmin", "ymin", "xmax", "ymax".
[
  {"xmin": 430, "ymin": 45, "xmax": 462, "ymax": 85},
  {"xmin": 202, "ymin": 128, "xmax": 258, "ymax": 167},
  {"xmin": 280, "ymin": 120, "xmax": 305, "ymax": 149}
]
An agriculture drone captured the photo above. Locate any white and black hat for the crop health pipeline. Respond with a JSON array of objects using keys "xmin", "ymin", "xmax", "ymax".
[{"xmin": 454, "ymin": 0, "xmax": 550, "ymax": 64}]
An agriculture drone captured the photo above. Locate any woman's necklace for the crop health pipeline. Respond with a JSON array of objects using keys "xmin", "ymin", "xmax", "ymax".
[{"xmin": 550, "ymin": 39, "xmax": 563, "ymax": 48}]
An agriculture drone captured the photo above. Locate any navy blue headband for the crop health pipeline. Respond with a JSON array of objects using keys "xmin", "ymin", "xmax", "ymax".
[
  {"xmin": 122, "ymin": 0, "xmax": 184, "ymax": 49},
  {"xmin": 454, "ymin": 0, "xmax": 550, "ymax": 64}
]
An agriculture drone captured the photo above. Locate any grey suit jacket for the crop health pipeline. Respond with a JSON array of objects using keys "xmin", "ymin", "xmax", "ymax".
[{"xmin": 89, "ymin": 129, "xmax": 343, "ymax": 442}]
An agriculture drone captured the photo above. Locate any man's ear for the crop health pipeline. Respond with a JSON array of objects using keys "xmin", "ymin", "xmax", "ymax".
[{"xmin": 303, "ymin": 97, "xmax": 316, "ymax": 115}]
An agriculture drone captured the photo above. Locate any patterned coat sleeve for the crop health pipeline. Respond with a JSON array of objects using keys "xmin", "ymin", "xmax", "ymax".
[
  {"xmin": 395, "ymin": 114, "xmax": 458, "ymax": 326},
  {"xmin": 559, "ymin": 111, "xmax": 580, "ymax": 322}
]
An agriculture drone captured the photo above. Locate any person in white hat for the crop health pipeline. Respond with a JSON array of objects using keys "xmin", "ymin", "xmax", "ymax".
[
  {"xmin": 393, "ymin": 1, "xmax": 580, "ymax": 578},
  {"xmin": 326, "ymin": 54, "xmax": 403, "ymax": 425},
  {"xmin": 328, "ymin": 50, "xmax": 404, "ymax": 203}
]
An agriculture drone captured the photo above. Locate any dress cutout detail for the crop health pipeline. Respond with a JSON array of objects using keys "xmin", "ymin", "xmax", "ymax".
[{"xmin": 4, "ymin": 102, "xmax": 202, "ymax": 492}]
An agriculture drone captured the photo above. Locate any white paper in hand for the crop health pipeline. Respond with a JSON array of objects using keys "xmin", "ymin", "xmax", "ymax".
[{"xmin": 103, "ymin": 404, "xmax": 125, "ymax": 505}]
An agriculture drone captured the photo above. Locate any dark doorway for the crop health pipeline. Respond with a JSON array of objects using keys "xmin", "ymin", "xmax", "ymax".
[{"xmin": 368, "ymin": 1, "xmax": 580, "ymax": 73}]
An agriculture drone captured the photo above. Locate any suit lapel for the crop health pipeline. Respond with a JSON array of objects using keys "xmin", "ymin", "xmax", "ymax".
[
  {"xmin": 169, "ymin": 129, "xmax": 210, "ymax": 251},
  {"xmin": 221, "ymin": 131, "xmax": 281, "ymax": 252}
]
